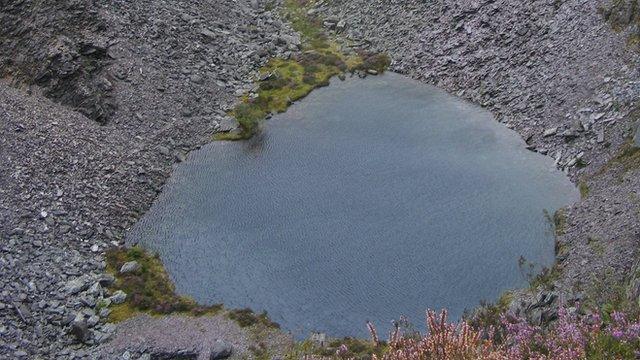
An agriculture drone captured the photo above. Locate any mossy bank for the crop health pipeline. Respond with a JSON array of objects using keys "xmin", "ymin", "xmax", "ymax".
[{"xmin": 216, "ymin": 0, "xmax": 390, "ymax": 140}]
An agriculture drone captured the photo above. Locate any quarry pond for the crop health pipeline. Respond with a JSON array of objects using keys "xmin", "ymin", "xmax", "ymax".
[{"xmin": 129, "ymin": 72, "xmax": 578, "ymax": 338}]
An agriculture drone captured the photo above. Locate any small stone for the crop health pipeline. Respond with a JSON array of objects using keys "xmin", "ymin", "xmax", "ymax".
[
  {"xmin": 119, "ymin": 261, "xmax": 140, "ymax": 274},
  {"xmin": 543, "ymin": 127, "xmax": 557, "ymax": 137},
  {"xmin": 90, "ymin": 244, "xmax": 100, "ymax": 252},
  {"xmin": 109, "ymin": 290, "xmax": 127, "ymax": 305},
  {"xmin": 71, "ymin": 319, "xmax": 90, "ymax": 343},
  {"xmin": 99, "ymin": 307, "xmax": 111, "ymax": 318},
  {"xmin": 367, "ymin": 69, "xmax": 378, "ymax": 75},
  {"xmin": 210, "ymin": 340, "xmax": 233, "ymax": 360},
  {"xmin": 87, "ymin": 315, "xmax": 100, "ymax": 327},
  {"xmin": 561, "ymin": 129, "xmax": 578, "ymax": 140},
  {"xmin": 190, "ymin": 74, "xmax": 204, "ymax": 84},
  {"xmin": 65, "ymin": 278, "xmax": 88, "ymax": 295},
  {"xmin": 98, "ymin": 274, "xmax": 116, "ymax": 287},
  {"xmin": 200, "ymin": 29, "xmax": 217, "ymax": 42}
]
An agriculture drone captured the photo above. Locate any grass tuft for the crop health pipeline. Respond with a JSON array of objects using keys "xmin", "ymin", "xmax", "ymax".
[
  {"xmin": 227, "ymin": 308, "xmax": 280, "ymax": 329},
  {"xmin": 104, "ymin": 246, "xmax": 222, "ymax": 322},
  {"xmin": 216, "ymin": 0, "xmax": 390, "ymax": 140}
]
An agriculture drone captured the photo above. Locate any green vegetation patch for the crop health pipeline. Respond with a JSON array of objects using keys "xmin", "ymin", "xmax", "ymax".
[
  {"xmin": 552, "ymin": 208, "xmax": 567, "ymax": 236},
  {"xmin": 529, "ymin": 266, "xmax": 561, "ymax": 290},
  {"xmin": 467, "ymin": 292, "xmax": 514, "ymax": 338},
  {"xmin": 227, "ymin": 308, "xmax": 280, "ymax": 329},
  {"xmin": 579, "ymin": 181, "xmax": 590, "ymax": 199},
  {"xmin": 105, "ymin": 246, "xmax": 222, "ymax": 322},
  {"xmin": 610, "ymin": 141, "xmax": 640, "ymax": 172},
  {"xmin": 215, "ymin": 0, "xmax": 390, "ymax": 140},
  {"xmin": 286, "ymin": 338, "xmax": 387, "ymax": 360}
]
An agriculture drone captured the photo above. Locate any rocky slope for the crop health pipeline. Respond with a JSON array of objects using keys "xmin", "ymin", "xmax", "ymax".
[
  {"xmin": 0, "ymin": 0, "xmax": 298, "ymax": 358},
  {"xmin": 318, "ymin": 0, "xmax": 640, "ymax": 320}
]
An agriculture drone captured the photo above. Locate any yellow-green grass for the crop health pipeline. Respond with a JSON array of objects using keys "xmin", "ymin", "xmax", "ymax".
[
  {"xmin": 105, "ymin": 246, "xmax": 222, "ymax": 322},
  {"xmin": 215, "ymin": 0, "xmax": 390, "ymax": 140}
]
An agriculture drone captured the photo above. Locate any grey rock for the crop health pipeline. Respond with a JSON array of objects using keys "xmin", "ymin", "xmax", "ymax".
[
  {"xmin": 109, "ymin": 290, "xmax": 127, "ymax": 304},
  {"xmin": 98, "ymin": 274, "xmax": 116, "ymax": 287},
  {"xmin": 152, "ymin": 349, "xmax": 199, "ymax": 360},
  {"xmin": 119, "ymin": 261, "xmax": 140, "ymax": 274},
  {"xmin": 218, "ymin": 116, "xmax": 239, "ymax": 132},
  {"xmin": 65, "ymin": 278, "xmax": 89, "ymax": 295},
  {"xmin": 71, "ymin": 319, "xmax": 90, "ymax": 343},
  {"xmin": 634, "ymin": 122, "xmax": 640, "ymax": 148},
  {"xmin": 209, "ymin": 340, "xmax": 233, "ymax": 360},
  {"xmin": 200, "ymin": 29, "xmax": 217, "ymax": 42},
  {"xmin": 561, "ymin": 129, "xmax": 579, "ymax": 140},
  {"xmin": 543, "ymin": 127, "xmax": 557, "ymax": 137}
]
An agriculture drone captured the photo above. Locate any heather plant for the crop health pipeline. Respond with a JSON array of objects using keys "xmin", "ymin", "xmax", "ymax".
[{"xmin": 360, "ymin": 307, "xmax": 640, "ymax": 360}]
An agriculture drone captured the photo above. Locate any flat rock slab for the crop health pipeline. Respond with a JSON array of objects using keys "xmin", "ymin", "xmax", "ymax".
[{"xmin": 96, "ymin": 314, "xmax": 293, "ymax": 360}]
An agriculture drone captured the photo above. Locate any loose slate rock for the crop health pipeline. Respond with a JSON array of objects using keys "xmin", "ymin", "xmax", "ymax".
[
  {"xmin": 109, "ymin": 290, "xmax": 127, "ymax": 304},
  {"xmin": 209, "ymin": 340, "xmax": 233, "ymax": 360},
  {"xmin": 71, "ymin": 319, "xmax": 90, "ymax": 343},
  {"xmin": 119, "ymin": 260, "xmax": 141, "ymax": 274}
]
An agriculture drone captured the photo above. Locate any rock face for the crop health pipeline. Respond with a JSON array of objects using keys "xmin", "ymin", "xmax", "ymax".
[
  {"xmin": 320, "ymin": 0, "xmax": 640, "ymax": 321},
  {"xmin": 0, "ymin": 0, "xmax": 116, "ymax": 123}
]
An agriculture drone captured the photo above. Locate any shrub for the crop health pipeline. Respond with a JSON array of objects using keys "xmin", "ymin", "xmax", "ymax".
[
  {"xmin": 361, "ymin": 307, "xmax": 640, "ymax": 360},
  {"xmin": 227, "ymin": 308, "xmax": 280, "ymax": 329}
]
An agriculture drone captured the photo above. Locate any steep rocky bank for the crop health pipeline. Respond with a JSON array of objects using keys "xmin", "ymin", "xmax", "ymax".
[
  {"xmin": 318, "ymin": 0, "xmax": 640, "ymax": 322},
  {"xmin": 1, "ymin": 0, "xmax": 639, "ymax": 358}
]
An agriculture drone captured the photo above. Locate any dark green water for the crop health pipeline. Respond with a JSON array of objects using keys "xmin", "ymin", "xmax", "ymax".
[{"xmin": 129, "ymin": 72, "xmax": 578, "ymax": 338}]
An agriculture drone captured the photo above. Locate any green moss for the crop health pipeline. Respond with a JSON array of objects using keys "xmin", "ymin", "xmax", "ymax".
[
  {"xmin": 529, "ymin": 266, "xmax": 561, "ymax": 290},
  {"xmin": 313, "ymin": 338, "xmax": 387, "ymax": 360},
  {"xmin": 227, "ymin": 308, "xmax": 280, "ymax": 329},
  {"xmin": 105, "ymin": 246, "xmax": 222, "ymax": 322},
  {"xmin": 249, "ymin": 344, "xmax": 272, "ymax": 360},
  {"xmin": 610, "ymin": 141, "xmax": 640, "ymax": 172},
  {"xmin": 216, "ymin": 0, "xmax": 390, "ymax": 141},
  {"xmin": 587, "ymin": 333, "xmax": 638, "ymax": 359},
  {"xmin": 354, "ymin": 52, "xmax": 392, "ymax": 73},
  {"xmin": 553, "ymin": 209, "xmax": 567, "ymax": 236},
  {"xmin": 587, "ymin": 235, "xmax": 605, "ymax": 256},
  {"xmin": 579, "ymin": 181, "xmax": 590, "ymax": 199},
  {"xmin": 467, "ymin": 292, "xmax": 514, "ymax": 336}
]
